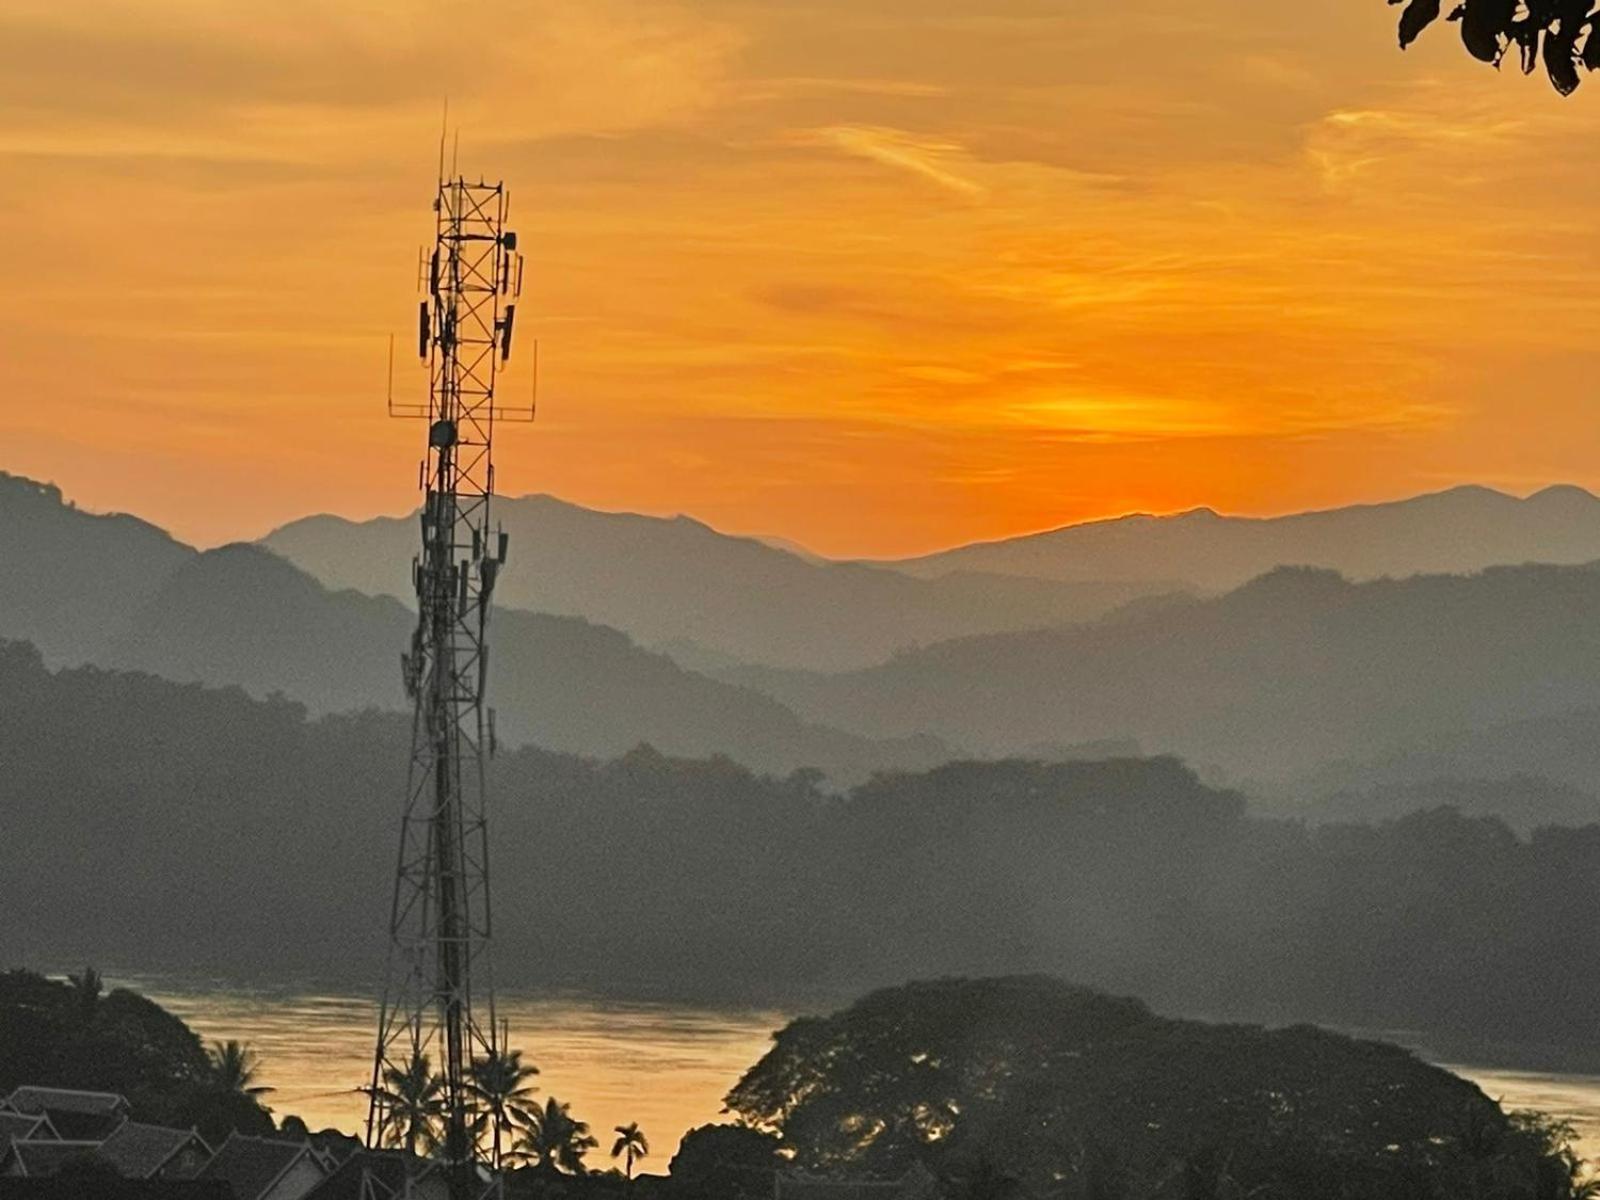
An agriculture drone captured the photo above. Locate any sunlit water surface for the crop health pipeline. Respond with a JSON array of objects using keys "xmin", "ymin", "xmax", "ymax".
[
  {"xmin": 124, "ymin": 976, "xmax": 781, "ymax": 1166},
  {"xmin": 115, "ymin": 978, "xmax": 1600, "ymax": 1165}
]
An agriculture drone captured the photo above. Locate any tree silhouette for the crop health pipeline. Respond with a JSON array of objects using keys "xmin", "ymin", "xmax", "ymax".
[
  {"xmin": 509, "ymin": 1097, "xmax": 598, "ymax": 1175},
  {"xmin": 468, "ymin": 1047, "xmax": 540, "ymax": 1169},
  {"xmin": 208, "ymin": 1040, "xmax": 273, "ymax": 1098},
  {"xmin": 611, "ymin": 1121, "xmax": 650, "ymax": 1179},
  {"xmin": 668, "ymin": 1123, "xmax": 785, "ymax": 1200},
  {"xmin": 370, "ymin": 1050, "xmax": 444, "ymax": 1157},
  {"xmin": 1393, "ymin": 0, "xmax": 1600, "ymax": 95},
  {"xmin": 66, "ymin": 967, "xmax": 102, "ymax": 1025}
]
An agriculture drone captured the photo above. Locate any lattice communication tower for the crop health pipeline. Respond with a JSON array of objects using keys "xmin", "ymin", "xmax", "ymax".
[{"xmin": 366, "ymin": 165, "xmax": 531, "ymax": 1185}]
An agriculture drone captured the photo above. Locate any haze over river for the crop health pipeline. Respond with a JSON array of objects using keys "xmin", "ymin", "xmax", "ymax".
[{"xmin": 114, "ymin": 976, "xmax": 1600, "ymax": 1165}]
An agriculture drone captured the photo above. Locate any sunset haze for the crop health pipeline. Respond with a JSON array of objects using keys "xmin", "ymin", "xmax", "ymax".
[{"xmin": 3, "ymin": 0, "xmax": 1597, "ymax": 555}]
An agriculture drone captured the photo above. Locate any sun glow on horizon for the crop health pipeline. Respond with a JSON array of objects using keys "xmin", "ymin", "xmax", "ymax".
[{"xmin": 4, "ymin": 0, "xmax": 1600, "ymax": 557}]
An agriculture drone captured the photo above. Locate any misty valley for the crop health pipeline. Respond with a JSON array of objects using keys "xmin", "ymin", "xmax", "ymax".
[{"xmin": 12, "ymin": 467, "xmax": 1600, "ymax": 1198}]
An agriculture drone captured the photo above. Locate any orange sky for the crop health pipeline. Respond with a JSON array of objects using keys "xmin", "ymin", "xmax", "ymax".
[{"xmin": 4, "ymin": 0, "xmax": 1600, "ymax": 557}]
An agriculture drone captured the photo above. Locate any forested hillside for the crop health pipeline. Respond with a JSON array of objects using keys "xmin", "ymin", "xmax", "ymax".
[
  {"xmin": 9, "ymin": 641, "xmax": 1600, "ymax": 1050},
  {"xmin": 0, "ymin": 472, "xmax": 940, "ymax": 781}
]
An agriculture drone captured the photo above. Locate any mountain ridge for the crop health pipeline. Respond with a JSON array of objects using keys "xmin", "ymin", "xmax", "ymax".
[
  {"xmin": 0, "ymin": 471, "xmax": 941, "ymax": 781},
  {"xmin": 877, "ymin": 483, "xmax": 1600, "ymax": 588},
  {"xmin": 263, "ymin": 493, "xmax": 1174, "ymax": 671},
  {"xmin": 715, "ymin": 558, "xmax": 1600, "ymax": 782}
]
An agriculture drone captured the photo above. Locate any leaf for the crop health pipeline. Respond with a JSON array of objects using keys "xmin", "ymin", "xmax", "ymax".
[
  {"xmin": 1458, "ymin": 0, "xmax": 1510, "ymax": 62},
  {"xmin": 1399, "ymin": 0, "xmax": 1444, "ymax": 47},
  {"xmin": 1526, "ymin": 0, "xmax": 1559, "ymax": 25},
  {"xmin": 1396, "ymin": 0, "xmax": 1442, "ymax": 47},
  {"xmin": 1543, "ymin": 26, "xmax": 1583, "ymax": 91},
  {"xmin": 1571, "ymin": 5, "xmax": 1600, "ymax": 71},
  {"xmin": 1516, "ymin": 25, "xmax": 1542, "ymax": 73}
]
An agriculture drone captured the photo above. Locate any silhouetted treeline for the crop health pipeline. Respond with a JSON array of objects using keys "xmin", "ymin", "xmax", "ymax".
[
  {"xmin": 9, "ymin": 639, "xmax": 1600, "ymax": 1048},
  {"xmin": 0, "ymin": 970, "xmax": 274, "ymax": 1144},
  {"xmin": 723, "ymin": 976, "xmax": 1583, "ymax": 1200}
]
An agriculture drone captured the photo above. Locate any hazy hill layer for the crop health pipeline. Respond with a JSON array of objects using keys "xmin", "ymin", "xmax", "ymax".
[
  {"xmin": 262, "ymin": 497, "xmax": 1168, "ymax": 671},
  {"xmin": 0, "ymin": 473, "xmax": 938, "ymax": 780},
  {"xmin": 721, "ymin": 562, "xmax": 1600, "ymax": 782},
  {"xmin": 1284, "ymin": 776, "xmax": 1600, "ymax": 836},
  {"xmin": 0, "ymin": 472, "xmax": 194, "ymax": 664},
  {"xmin": 13, "ymin": 641, "xmax": 1600, "ymax": 1049},
  {"xmin": 98, "ymin": 544, "xmax": 942, "ymax": 778},
  {"xmin": 884, "ymin": 484, "xmax": 1600, "ymax": 588},
  {"xmin": 1300, "ymin": 706, "xmax": 1600, "ymax": 796},
  {"xmin": 1268, "ymin": 706, "xmax": 1600, "ymax": 832}
]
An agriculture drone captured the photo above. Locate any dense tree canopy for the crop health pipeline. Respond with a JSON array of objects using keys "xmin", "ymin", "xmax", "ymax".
[
  {"xmin": 725, "ymin": 977, "xmax": 1583, "ymax": 1200},
  {"xmin": 725, "ymin": 978, "xmax": 1153, "ymax": 1173},
  {"xmin": 0, "ymin": 969, "xmax": 275, "ymax": 1144},
  {"xmin": 668, "ymin": 1124, "xmax": 785, "ymax": 1200},
  {"xmin": 1394, "ymin": 0, "xmax": 1600, "ymax": 94},
  {"xmin": 16, "ymin": 641, "xmax": 1600, "ymax": 1051}
]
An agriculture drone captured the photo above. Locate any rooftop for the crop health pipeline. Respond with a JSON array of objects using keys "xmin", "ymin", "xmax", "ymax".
[
  {"xmin": 3, "ymin": 1087, "xmax": 129, "ymax": 1117},
  {"xmin": 2, "ymin": 1139, "xmax": 107, "ymax": 1178},
  {"xmin": 197, "ymin": 1132, "xmax": 322, "ymax": 1200},
  {"xmin": 0, "ymin": 1115, "xmax": 48, "ymax": 1147},
  {"xmin": 98, "ymin": 1122, "xmax": 210, "ymax": 1179}
]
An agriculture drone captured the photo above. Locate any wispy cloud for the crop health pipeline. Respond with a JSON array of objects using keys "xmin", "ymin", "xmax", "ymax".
[
  {"xmin": 6, "ymin": 0, "xmax": 1600, "ymax": 555},
  {"xmin": 802, "ymin": 125, "xmax": 986, "ymax": 197}
]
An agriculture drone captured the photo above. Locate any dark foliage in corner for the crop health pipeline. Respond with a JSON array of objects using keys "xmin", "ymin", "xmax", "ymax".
[{"xmin": 1394, "ymin": 0, "xmax": 1600, "ymax": 94}]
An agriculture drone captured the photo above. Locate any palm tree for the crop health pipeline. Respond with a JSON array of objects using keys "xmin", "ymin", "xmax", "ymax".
[
  {"xmin": 507, "ymin": 1096, "xmax": 597, "ymax": 1176},
  {"xmin": 468, "ymin": 1047, "xmax": 540, "ymax": 1169},
  {"xmin": 611, "ymin": 1122, "xmax": 649, "ymax": 1179},
  {"xmin": 208, "ymin": 1040, "xmax": 273, "ymax": 1097},
  {"xmin": 370, "ymin": 1051, "xmax": 445, "ymax": 1157}
]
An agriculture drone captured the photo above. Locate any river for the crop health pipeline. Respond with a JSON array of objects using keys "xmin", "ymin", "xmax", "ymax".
[{"xmin": 114, "ymin": 976, "xmax": 1600, "ymax": 1166}]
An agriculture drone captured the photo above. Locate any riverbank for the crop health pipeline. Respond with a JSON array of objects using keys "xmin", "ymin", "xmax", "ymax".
[{"xmin": 100, "ymin": 973, "xmax": 1600, "ymax": 1164}]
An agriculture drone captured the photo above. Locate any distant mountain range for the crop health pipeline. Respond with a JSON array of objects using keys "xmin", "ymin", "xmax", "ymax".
[
  {"xmin": 1278, "ymin": 705, "xmax": 1600, "ymax": 828},
  {"xmin": 266, "ymin": 483, "xmax": 1600, "ymax": 671},
  {"xmin": 0, "ymin": 472, "xmax": 939, "ymax": 780},
  {"xmin": 716, "ymin": 561, "xmax": 1600, "ymax": 783},
  {"xmin": 0, "ymin": 476, "xmax": 194, "ymax": 664},
  {"xmin": 263, "ymin": 498, "xmax": 1169, "ymax": 672},
  {"xmin": 881, "ymin": 484, "xmax": 1600, "ymax": 589},
  {"xmin": 18, "ymin": 467, "xmax": 1600, "ymax": 819}
]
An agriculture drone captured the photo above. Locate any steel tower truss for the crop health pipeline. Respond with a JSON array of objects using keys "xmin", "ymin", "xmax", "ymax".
[{"xmin": 367, "ymin": 174, "xmax": 527, "ymax": 1184}]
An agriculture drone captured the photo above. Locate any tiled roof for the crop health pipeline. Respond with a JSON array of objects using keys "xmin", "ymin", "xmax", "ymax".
[
  {"xmin": 0, "ymin": 1180, "xmax": 235, "ymax": 1198},
  {"xmin": 29, "ymin": 1109, "xmax": 124, "ymax": 1142},
  {"xmin": 4, "ymin": 1139, "xmax": 105, "ymax": 1177},
  {"xmin": 0, "ymin": 1114, "xmax": 46, "ymax": 1147},
  {"xmin": 197, "ymin": 1133, "xmax": 320, "ymax": 1200},
  {"xmin": 98, "ymin": 1122, "xmax": 210, "ymax": 1179},
  {"xmin": 3, "ymin": 1088, "xmax": 128, "ymax": 1117},
  {"xmin": 301, "ymin": 1149, "xmax": 443, "ymax": 1200}
]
